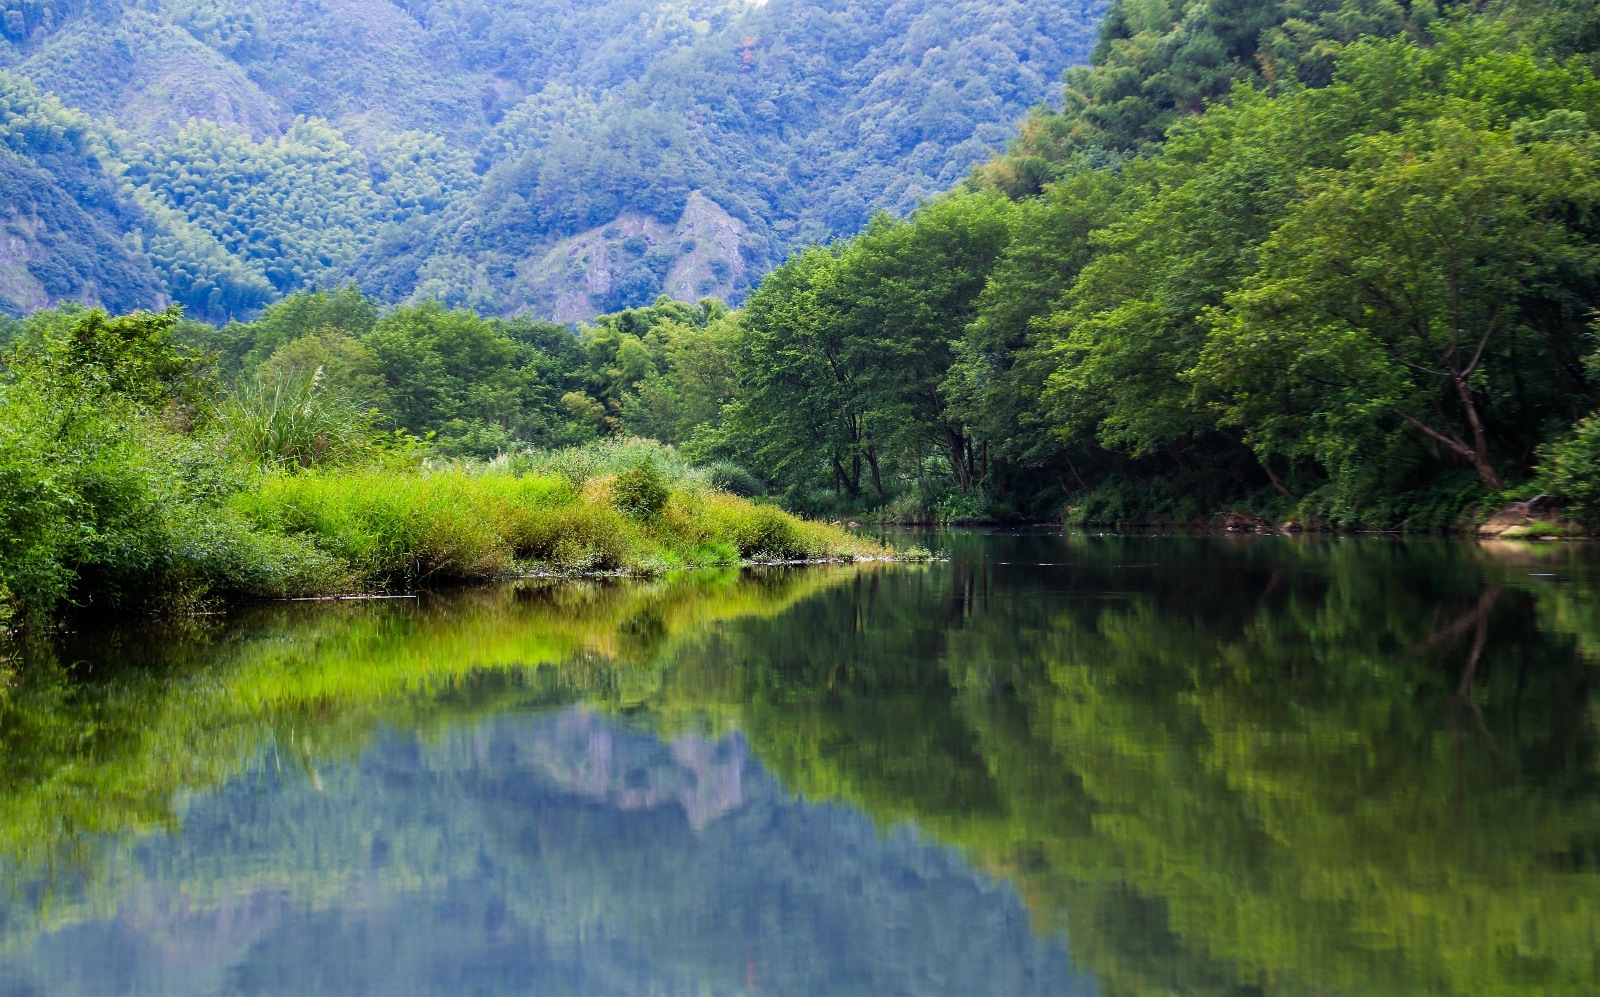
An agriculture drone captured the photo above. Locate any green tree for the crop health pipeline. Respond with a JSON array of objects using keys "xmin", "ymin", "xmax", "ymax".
[
  {"xmin": 1199, "ymin": 119, "xmax": 1600, "ymax": 490},
  {"xmin": 257, "ymin": 327, "xmax": 390, "ymax": 411},
  {"xmin": 946, "ymin": 171, "xmax": 1118, "ymax": 497},
  {"xmin": 728, "ymin": 247, "xmax": 859, "ymax": 494},
  {"xmin": 734, "ymin": 195, "xmax": 1015, "ymax": 500},
  {"xmin": 832, "ymin": 195, "xmax": 1017, "ymax": 495}
]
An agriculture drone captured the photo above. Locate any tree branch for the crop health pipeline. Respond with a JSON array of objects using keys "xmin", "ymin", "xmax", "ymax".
[
  {"xmin": 1396, "ymin": 408, "xmax": 1474, "ymax": 459},
  {"xmin": 1464, "ymin": 301, "xmax": 1504, "ymax": 377}
]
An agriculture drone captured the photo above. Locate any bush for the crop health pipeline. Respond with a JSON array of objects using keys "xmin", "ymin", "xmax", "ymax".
[
  {"xmin": 613, "ymin": 463, "xmax": 671, "ymax": 519},
  {"xmin": 1536, "ymin": 411, "xmax": 1600, "ymax": 516},
  {"xmin": 730, "ymin": 505, "xmax": 804, "ymax": 558},
  {"xmin": 0, "ymin": 386, "xmax": 342, "ymax": 622},
  {"xmin": 503, "ymin": 500, "xmax": 629, "ymax": 570},
  {"xmin": 431, "ymin": 419, "xmax": 520, "ymax": 461},
  {"xmin": 687, "ymin": 494, "xmax": 863, "ymax": 560},
  {"xmin": 506, "ymin": 438, "xmax": 703, "ymax": 486},
  {"xmin": 706, "ymin": 460, "xmax": 764, "ymax": 497},
  {"xmin": 0, "ymin": 310, "xmax": 347, "ymax": 624}
]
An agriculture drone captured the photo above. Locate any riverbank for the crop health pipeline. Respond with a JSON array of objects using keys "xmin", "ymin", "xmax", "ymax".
[
  {"xmin": 851, "ymin": 479, "xmax": 1600, "ymax": 538},
  {"xmin": 1, "ymin": 461, "xmax": 890, "ymax": 635},
  {"xmin": 0, "ymin": 310, "xmax": 897, "ymax": 635},
  {"xmin": 868, "ymin": 501, "xmax": 1599, "ymax": 539},
  {"xmin": 234, "ymin": 464, "xmax": 892, "ymax": 589}
]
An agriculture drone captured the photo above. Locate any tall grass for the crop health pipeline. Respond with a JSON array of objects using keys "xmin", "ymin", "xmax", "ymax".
[
  {"xmin": 218, "ymin": 370, "xmax": 383, "ymax": 470},
  {"xmin": 231, "ymin": 465, "xmax": 888, "ymax": 588},
  {"xmin": 498, "ymin": 438, "xmax": 764, "ymax": 495}
]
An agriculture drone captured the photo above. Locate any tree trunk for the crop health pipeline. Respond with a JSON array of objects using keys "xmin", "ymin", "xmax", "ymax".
[
  {"xmin": 850, "ymin": 453, "xmax": 862, "ymax": 497},
  {"xmin": 944, "ymin": 427, "xmax": 970, "ymax": 493},
  {"xmin": 1262, "ymin": 460, "xmax": 1298, "ymax": 501},
  {"xmin": 867, "ymin": 446, "xmax": 885, "ymax": 498},
  {"xmin": 1452, "ymin": 375, "xmax": 1503, "ymax": 490},
  {"xmin": 1064, "ymin": 453, "xmax": 1090, "ymax": 493},
  {"xmin": 1397, "ymin": 408, "xmax": 1504, "ymax": 491}
]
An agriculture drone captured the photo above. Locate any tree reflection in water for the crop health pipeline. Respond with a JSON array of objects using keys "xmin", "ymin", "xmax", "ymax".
[{"xmin": 2, "ymin": 532, "xmax": 1598, "ymax": 996}]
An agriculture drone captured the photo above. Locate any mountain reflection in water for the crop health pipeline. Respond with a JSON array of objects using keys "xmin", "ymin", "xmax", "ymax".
[
  {"xmin": 2, "ymin": 531, "xmax": 1600, "ymax": 996},
  {"xmin": 3, "ymin": 707, "xmax": 1082, "ymax": 996}
]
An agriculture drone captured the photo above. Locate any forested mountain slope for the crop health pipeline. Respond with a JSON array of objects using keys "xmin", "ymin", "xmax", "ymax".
[{"xmin": 0, "ymin": 0, "xmax": 1105, "ymax": 320}]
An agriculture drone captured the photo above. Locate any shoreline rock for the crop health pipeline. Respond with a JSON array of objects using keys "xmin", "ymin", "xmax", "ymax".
[{"xmin": 1476, "ymin": 495, "xmax": 1588, "ymax": 539}]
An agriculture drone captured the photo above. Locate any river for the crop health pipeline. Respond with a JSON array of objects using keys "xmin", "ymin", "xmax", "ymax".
[{"xmin": 2, "ymin": 529, "xmax": 1597, "ymax": 996}]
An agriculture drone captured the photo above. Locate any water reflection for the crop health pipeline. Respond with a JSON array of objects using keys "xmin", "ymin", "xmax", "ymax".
[
  {"xmin": 2, "ymin": 708, "xmax": 1085, "ymax": 996},
  {"xmin": 2, "ymin": 531, "xmax": 1599, "ymax": 996}
]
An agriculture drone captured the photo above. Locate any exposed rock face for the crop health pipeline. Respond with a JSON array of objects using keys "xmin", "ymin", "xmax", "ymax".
[
  {"xmin": 661, "ymin": 192, "xmax": 749, "ymax": 304},
  {"xmin": 520, "ymin": 191, "xmax": 748, "ymax": 324}
]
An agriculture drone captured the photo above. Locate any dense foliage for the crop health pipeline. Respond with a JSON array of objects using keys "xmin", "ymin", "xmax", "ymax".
[
  {"xmin": 0, "ymin": 305, "xmax": 880, "ymax": 629},
  {"xmin": 686, "ymin": 1, "xmax": 1600, "ymax": 527},
  {"xmin": 10, "ymin": 0, "xmax": 1600, "ymax": 540},
  {"xmin": 174, "ymin": 285, "xmax": 740, "ymax": 459},
  {"xmin": 0, "ymin": 0, "xmax": 1104, "ymax": 321}
]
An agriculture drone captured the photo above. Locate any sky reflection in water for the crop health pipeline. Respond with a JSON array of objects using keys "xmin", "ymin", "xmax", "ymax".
[{"xmin": 4, "ymin": 708, "xmax": 1083, "ymax": 996}]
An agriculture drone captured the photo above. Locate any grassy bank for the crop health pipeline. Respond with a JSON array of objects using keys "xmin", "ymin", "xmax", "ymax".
[
  {"xmin": 2, "ymin": 444, "xmax": 886, "ymax": 629},
  {"xmin": 0, "ymin": 310, "xmax": 887, "ymax": 633},
  {"xmin": 232, "ymin": 462, "xmax": 887, "ymax": 589}
]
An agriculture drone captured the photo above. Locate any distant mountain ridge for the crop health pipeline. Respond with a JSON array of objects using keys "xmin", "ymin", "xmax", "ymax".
[{"xmin": 0, "ymin": 0, "xmax": 1106, "ymax": 322}]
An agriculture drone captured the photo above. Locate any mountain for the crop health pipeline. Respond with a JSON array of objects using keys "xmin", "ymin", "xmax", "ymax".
[{"xmin": 0, "ymin": 0, "xmax": 1107, "ymax": 321}]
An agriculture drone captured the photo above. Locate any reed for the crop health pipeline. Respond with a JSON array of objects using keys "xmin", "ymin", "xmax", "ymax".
[{"xmin": 218, "ymin": 369, "xmax": 381, "ymax": 470}]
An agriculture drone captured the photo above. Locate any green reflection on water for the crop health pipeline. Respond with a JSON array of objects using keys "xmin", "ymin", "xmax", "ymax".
[{"xmin": 5, "ymin": 531, "xmax": 1600, "ymax": 996}]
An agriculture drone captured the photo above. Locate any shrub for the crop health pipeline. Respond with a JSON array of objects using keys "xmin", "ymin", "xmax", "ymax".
[
  {"xmin": 0, "ymin": 381, "xmax": 341, "ymax": 622},
  {"xmin": 0, "ymin": 308, "xmax": 354, "ymax": 622},
  {"xmin": 706, "ymin": 460, "xmax": 764, "ymax": 497},
  {"xmin": 1536, "ymin": 411, "xmax": 1600, "ymax": 516},
  {"xmin": 686, "ymin": 495, "xmax": 852, "ymax": 560},
  {"xmin": 731, "ymin": 505, "xmax": 805, "ymax": 558},
  {"xmin": 613, "ymin": 463, "xmax": 670, "ymax": 519},
  {"xmin": 506, "ymin": 438, "xmax": 703, "ymax": 486},
  {"xmin": 431, "ymin": 419, "xmax": 519, "ymax": 461},
  {"xmin": 503, "ymin": 501, "xmax": 629, "ymax": 570}
]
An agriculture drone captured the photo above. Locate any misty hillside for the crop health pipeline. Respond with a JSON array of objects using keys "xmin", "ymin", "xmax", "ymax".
[{"xmin": 0, "ymin": 0, "xmax": 1105, "ymax": 321}]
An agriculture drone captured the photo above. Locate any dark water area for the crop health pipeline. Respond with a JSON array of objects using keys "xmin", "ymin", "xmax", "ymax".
[{"xmin": 2, "ymin": 530, "xmax": 1599, "ymax": 996}]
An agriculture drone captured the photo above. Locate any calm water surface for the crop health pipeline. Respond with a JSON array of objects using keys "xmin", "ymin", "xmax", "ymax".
[{"xmin": 3, "ymin": 530, "xmax": 1599, "ymax": 996}]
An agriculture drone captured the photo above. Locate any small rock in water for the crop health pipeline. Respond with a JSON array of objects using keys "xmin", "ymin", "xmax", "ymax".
[{"xmin": 848, "ymin": 521, "xmax": 860, "ymax": 528}]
